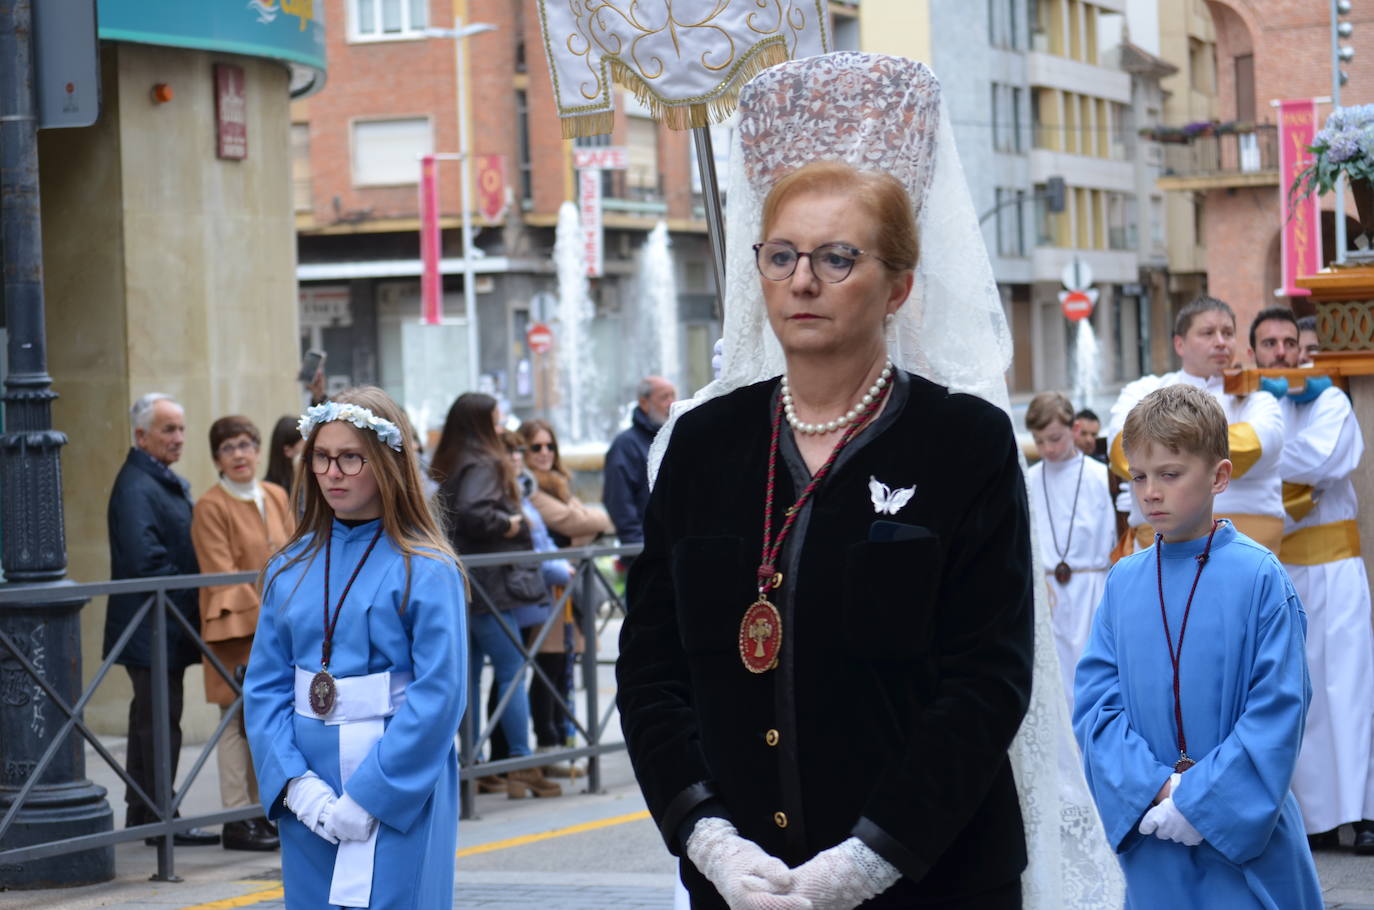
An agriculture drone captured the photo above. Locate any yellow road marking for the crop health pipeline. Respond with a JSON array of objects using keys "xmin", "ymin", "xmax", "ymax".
[
  {"xmin": 179, "ymin": 883, "xmax": 284, "ymax": 910},
  {"xmin": 456, "ymin": 809, "xmax": 651, "ymax": 858},
  {"xmin": 175, "ymin": 811, "xmax": 653, "ymax": 908}
]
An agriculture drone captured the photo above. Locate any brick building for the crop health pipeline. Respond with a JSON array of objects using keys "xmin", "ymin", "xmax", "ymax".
[
  {"xmin": 1145, "ymin": 0, "xmax": 1374, "ymax": 341},
  {"xmin": 290, "ymin": 0, "xmax": 729, "ymax": 440}
]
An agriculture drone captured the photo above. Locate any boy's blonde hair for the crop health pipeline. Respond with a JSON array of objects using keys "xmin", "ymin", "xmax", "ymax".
[
  {"xmin": 1121, "ymin": 384, "xmax": 1229, "ymax": 464},
  {"xmin": 1025, "ymin": 392, "xmax": 1074, "ymax": 432}
]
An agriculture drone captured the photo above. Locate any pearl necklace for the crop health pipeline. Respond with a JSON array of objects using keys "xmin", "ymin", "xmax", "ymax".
[{"xmin": 781, "ymin": 361, "xmax": 894, "ymax": 435}]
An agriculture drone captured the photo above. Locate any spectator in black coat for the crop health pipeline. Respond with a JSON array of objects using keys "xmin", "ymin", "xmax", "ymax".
[
  {"xmin": 104, "ymin": 393, "xmax": 218, "ymax": 845},
  {"xmin": 602, "ymin": 376, "xmax": 675, "ymax": 545}
]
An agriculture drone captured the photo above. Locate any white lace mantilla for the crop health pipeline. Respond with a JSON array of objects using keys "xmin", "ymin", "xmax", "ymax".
[{"xmin": 649, "ymin": 52, "xmax": 1124, "ymax": 909}]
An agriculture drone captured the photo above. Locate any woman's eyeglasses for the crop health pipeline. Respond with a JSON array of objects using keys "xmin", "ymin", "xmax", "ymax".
[
  {"xmin": 310, "ymin": 452, "xmax": 368, "ymax": 476},
  {"xmin": 528, "ymin": 443, "xmax": 555, "ymax": 454},
  {"xmin": 752, "ymin": 241, "xmax": 894, "ymax": 284},
  {"xmin": 216, "ymin": 439, "xmax": 259, "ymax": 458}
]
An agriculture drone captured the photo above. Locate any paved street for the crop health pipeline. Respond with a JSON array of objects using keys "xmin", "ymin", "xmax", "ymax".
[{"xmin": 4, "ymin": 637, "xmax": 1374, "ymax": 910}]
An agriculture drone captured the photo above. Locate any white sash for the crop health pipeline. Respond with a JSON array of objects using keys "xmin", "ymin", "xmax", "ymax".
[{"xmin": 293, "ymin": 667, "xmax": 412, "ymax": 908}]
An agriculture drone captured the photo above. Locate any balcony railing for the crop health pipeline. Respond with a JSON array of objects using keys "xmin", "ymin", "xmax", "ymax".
[{"xmin": 1157, "ymin": 124, "xmax": 1278, "ymax": 185}]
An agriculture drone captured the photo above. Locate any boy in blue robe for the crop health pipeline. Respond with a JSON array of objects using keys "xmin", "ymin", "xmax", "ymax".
[{"xmin": 1074, "ymin": 383, "xmax": 1322, "ymax": 908}]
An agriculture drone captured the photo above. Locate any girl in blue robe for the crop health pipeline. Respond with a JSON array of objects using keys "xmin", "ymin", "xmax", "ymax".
[
  {"xmin": 1074, "ymin": 519, "xmax": 1323, "ymax": 909},
  {"xmin": 245, "ymin": 388, "xmax": 466, "ymax": 910}
]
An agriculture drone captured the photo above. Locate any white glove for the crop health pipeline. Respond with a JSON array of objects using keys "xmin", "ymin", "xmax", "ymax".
[
  {"xmin": 325, "ymin": 791, "xmax": 379, "ymax": 842},
  {"xmin": 1139, "ymin": 798, "xmax": 1203, "ymax": 846},
  {"xmin": 286, "ymin": 771, "xmax": 339, "ymax": 844},
  {"xmin": 790, "ymin": 837, "xmax": 902, "ymax": 910},
  {"xmin": 685, "ymin": 817, "xmax": 813, "ymax": 910}
]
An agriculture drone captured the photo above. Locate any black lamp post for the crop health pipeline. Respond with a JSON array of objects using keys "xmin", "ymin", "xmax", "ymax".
[{"xmin": 0, "ymin": 0, "xmax": 114, "ymax": 887}]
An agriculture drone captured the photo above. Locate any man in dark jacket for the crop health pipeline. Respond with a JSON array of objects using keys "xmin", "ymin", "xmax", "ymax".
[
  {"xmin": 602, "ymin": 376, "xmax": 675, "ymax": 546},
  {"xmin": 104, "ymin": 394, "xmax": 218, "ymax": 845}
]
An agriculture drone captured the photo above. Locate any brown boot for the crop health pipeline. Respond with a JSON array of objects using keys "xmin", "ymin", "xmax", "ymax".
[
  {"xmin": 476, "ymin": 774, "xmax": 506, "ymax": 794},
  {"xmin": 507, "ymin": 767, "xmax": 562, "ymax": 799}
]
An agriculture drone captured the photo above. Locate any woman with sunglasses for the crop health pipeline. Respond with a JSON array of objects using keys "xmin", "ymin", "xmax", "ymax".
[
  {"xmin": 430, "ymin": 394, "xmax": 562, "ymax": 798},
  {"xmin": 516, "ymin": 420, "xmax": 613, "ymax": 773},
  {"xmin": 191, "ymin": 416, "xmax": 294, "ymax": 852}
]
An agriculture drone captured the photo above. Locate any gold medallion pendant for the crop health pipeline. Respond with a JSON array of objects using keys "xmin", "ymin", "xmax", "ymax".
[
  {"xmin": 1054, "ymin": 561, "xmax": 1073, "ymax": 585},
  {"xmin": 739, "ymin": 598, "xmax": 782, "ymax": 674},
  {"xmin": 309, "ymin": 669, "xmax": 337, "ymax": 716}
]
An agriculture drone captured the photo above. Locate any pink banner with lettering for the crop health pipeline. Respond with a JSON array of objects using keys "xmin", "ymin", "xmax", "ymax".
[
  {"xmin": 1278, "ymin": 99, "xmax": 1321, "ymax": 296},
  {"xmin": 419, "ymin": 155, "xmax": 442, "ymax": 324}
]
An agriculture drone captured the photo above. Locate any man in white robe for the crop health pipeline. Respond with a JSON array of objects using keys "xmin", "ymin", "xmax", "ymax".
[
  {"xmin": 1107, "ymin": 297, "xmax": 1285, "ymax": 554},
  {"xmin": 1025, "ymin": 393, "xmax": 1117, "ymax": 709},
  {"xmin": 1251, "ymin": 307, "xmax": 1374, "ymax": 853}
]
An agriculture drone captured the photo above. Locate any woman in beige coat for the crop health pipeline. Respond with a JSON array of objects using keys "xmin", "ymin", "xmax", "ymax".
[
  {"xmin": 517, "ymin": 420, "xmax": 612, "ymax": 774},
  {"xmin": 191, "ymin": 416, "xmax": 294, "ymax": 851}
]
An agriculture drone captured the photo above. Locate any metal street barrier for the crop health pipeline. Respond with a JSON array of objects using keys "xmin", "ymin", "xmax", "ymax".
[{"xmin": 0, "ymin": 541, "xmax": 640, "ymax": 880}]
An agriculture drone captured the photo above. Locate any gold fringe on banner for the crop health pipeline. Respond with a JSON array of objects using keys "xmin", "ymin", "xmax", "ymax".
[{"xmin": 558, "ymin": 39, "xmax": 791, "ymax": 139}]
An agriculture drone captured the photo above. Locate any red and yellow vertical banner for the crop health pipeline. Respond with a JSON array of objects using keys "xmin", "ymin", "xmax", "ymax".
[
  {"xmin": 419, "ymin": 155, "xmax": 442, "ymax": 324},
  {"xmin": 1278, "ymin": 99, "xmax": 1322, "ymax": 296}
]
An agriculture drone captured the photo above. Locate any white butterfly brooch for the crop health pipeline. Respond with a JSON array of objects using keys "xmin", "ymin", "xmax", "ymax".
[{"xmin": 868, "ymin": 476, "xmax": 916, "ymax": 515}]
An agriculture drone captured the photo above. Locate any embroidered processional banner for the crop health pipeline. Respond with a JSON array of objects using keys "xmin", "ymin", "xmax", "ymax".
[{"xmin": 534, "ymin": 0, "xmax": 830, "ymax": 138}]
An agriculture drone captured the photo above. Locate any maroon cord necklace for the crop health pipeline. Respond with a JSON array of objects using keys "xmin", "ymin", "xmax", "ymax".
[
  {"xmin": 308, "ymin": 523, "xmax": 385, "ymax": 715},
  {"xmin": 738, "ymin": 376, "xmax": 893, "ymax": 673},
  {"xmin": 1154, "ymin": 519, "xmax": 1220, "ymax": 772}
]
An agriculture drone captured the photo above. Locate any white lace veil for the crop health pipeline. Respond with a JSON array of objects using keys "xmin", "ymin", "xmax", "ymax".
[{"xmin": 648, "ymin": 53, "xmax": 1123, "ymax": 908}]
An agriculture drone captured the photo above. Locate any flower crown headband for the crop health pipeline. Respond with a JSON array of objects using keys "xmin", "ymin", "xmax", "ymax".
[{"xmin": 298, "ymin": 401, "xmax": 404, "ymax": 451}]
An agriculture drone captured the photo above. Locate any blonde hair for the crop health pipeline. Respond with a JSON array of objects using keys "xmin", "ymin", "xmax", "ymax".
[
  {"xmin": 1121, "ymin": 384, "xmax": 1229, "ymax": 465},
  {"xmin": 265, "ymin": 387, "xmax": 460, "ymax": 603},
  {"xmin": 761, "ymin": 160, "xmax": 918, "ymax": 271},
  {"xmin": 1025, "ymin": 392, "xmax": 1074, "ymax": 432}
]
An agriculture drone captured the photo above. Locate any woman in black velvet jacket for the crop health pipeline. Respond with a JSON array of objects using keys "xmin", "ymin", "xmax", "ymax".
[{"xmin": 616, "ymin": 159, "xmax": 1034, "ymax": 910}]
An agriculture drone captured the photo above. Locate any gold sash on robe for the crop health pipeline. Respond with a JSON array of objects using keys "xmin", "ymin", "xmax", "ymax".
[{"xmin": 1280, "ymin": 520, "xmax": 1362, "ymax": 566}]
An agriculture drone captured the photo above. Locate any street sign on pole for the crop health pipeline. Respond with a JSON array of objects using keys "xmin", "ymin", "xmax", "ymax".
[
  {"xmin": 1061, "ymin": 259, "xmax": 1093, "ymax": 292},
  {"xmin": 526, "ymin": 322, "xmax": 554, "ymax": 354}
]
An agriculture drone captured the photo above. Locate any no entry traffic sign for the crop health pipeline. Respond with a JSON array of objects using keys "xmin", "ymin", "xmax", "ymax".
[
  {"xmin": 526, "ymin": 322, "xmax": 554, "ymax": 354},
  {"xmin": 1059, "ymin": 289, "xmax": 1097, "ymax": 322}
]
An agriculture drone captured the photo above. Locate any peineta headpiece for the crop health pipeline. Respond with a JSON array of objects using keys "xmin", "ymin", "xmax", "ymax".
[{"xmin": 298, "ymin": 401, "xmax": 404, "ymax": 451}]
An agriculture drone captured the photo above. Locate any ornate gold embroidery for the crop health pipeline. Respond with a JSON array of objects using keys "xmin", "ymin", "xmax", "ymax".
[{"xmin": 536, "ymin": 0, "xmax": 830, "ymax": 137}]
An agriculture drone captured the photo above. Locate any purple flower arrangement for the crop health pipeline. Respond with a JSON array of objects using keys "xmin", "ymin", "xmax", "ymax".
[{"xmin": 1291, "ymin": 104, "xmax": 1374, "ymax": 203}]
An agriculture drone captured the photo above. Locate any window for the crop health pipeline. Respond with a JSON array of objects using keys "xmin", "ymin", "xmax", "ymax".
[
  {"xmin": 1107, "ymin": 193, "xmax": 1129, "ymax": 250},
  {"xmin": 516, "ymin": 90, "xmax": 533, "ymax": 201},
  {"xmin": 627, "ymin": 116, "xmax": 660, "ymax": 200},
  {"xmin": 291, "ymin": 123, "xmax": 312, "ymax": 213},
  {"xmin": 350, "ymin": 0, "xmax": 427, "ymax": 41},
  {"xmin": 991, "ymin": 84, "xmax": 1001, "ymax": 150},
  {"xmin": 989, "ymin": 0, "xmax": 1020, "ymax": 49},
  {"xmin": 351, "ymin": 118, "xmax": 432, "ymax": 186},
  {"xmin": 1012, "ymin": 87, "xmax": 1023, "ymax": 152},
  {"xmin": 992, "ymin": 84, "xmax": 1019, "ymax": 153},
  {"xmin": 996, "ymin": 187, "xmax": 1026, "ymax": 258}
]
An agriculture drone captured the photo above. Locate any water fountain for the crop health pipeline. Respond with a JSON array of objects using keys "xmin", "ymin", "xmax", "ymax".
[
  {"xmin": 1073, "ymin": 317, "xmax": 1102, "ymax": 413},
  {"xmin": 554, "ymin": 201, "xmax": 594, "ymax": 442},
  {"xmin": 635, "ymin": 221, "xmax": 681, "ymax": 394}
]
